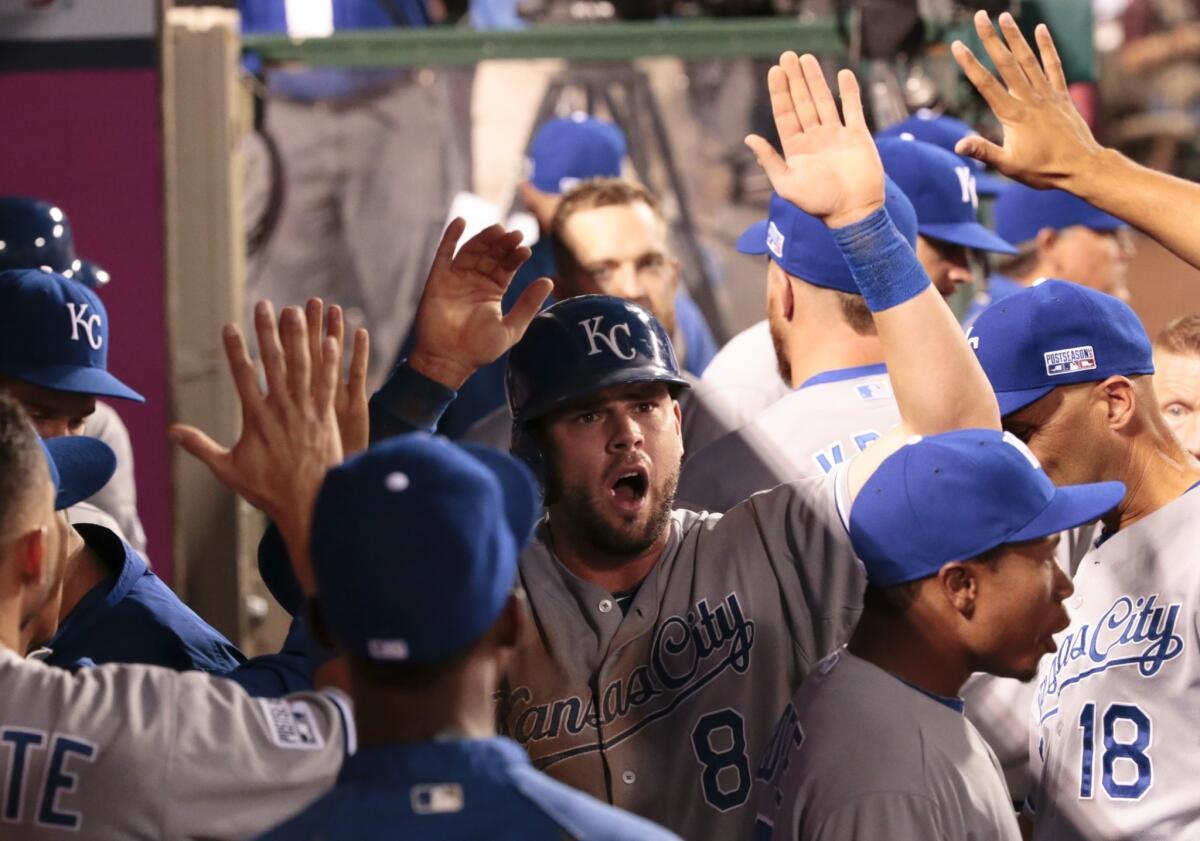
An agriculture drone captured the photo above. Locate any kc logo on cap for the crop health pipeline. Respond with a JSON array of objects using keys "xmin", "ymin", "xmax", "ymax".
[
  {"xmin": 66, "ymin": 302, "xmax": 103, "ymax": 350},
  {"xmin": 579, "ymin": 315, "xmax": 635, "ymax": 360}
]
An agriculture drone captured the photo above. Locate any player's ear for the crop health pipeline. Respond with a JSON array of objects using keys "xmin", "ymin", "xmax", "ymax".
[
  {"xmin": 14, "ymin": 525, "xmax": 48, "ymax": 585},
  {"xmin": 937, "ymin": 561, "xmax": 978, "ymax": 618},
  {"xmin": 1034, "ymin": 227, "xmax": 1059, "ymax": 263},
  {"xmin": 493, "ymin": 590, "xmax": 528, "ymax": 652},
  {"xmin": 1099, "ymin": 376, "xmax": 1137, "ymax": 432}
]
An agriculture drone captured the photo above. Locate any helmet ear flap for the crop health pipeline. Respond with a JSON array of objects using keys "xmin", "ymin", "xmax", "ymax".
[{"xmin": 511, "ymin": 423, "xmax": 557, "ymax": 505}]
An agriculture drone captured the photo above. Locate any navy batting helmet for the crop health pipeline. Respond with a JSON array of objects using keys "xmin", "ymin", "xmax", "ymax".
[
  {"xmin": 506, "ymin": 295, "xmax": 689, "ymax": 479},
  {"xmin": 0, "ymin": 196, "xmax": 111, "ymax": 289}
]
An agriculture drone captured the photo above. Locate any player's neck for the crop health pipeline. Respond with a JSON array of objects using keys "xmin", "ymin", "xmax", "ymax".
[
  {"xmin": 349, "ymin": 666, "xmax": 497, "ymax": 749},
  {"xmin": 0, "ymin": 602, "xmax": 20, "ymax": 655},
  {"xmin": 57, "ymin": 540, "xmax": 109, "ymax": 625},
  {"xmin": 1110, "ymin": 432, "xmax": 1200, "ymax": 532},
  {"xmin": 848, "ymin": 609, "xmax": 969, "ymax": 698},
  {"xmin": 543, "ymin": 516, "xmax": 668, "ymax": 594},
  {"xmin": 783, "ymin": 326, "xmax": 883, "ymax": 390}
]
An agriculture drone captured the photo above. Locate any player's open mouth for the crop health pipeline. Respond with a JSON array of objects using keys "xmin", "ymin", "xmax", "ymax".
[{"xmin": 609, "ymin": 467, "xmax": 649, "ymax": 510}]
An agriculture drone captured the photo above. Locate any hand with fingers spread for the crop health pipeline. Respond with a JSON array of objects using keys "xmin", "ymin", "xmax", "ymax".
[
  {"xmin": 951, "ymin": 12, "xmax": 1102, "ymax": 189},
  {"xmin": 170, "ymin": 301, "xmax": 343, "ymax": 596},
  {"xmin": 408, "ymin": 218, "xmax": 554, "ymax": 391},
  {"xmin": 745, "ymin": 52, "xmax": 884, "ymax": 229},
  {"xmin": 304, "ymin": 298, "xmax": 370, "ymax": 457}
]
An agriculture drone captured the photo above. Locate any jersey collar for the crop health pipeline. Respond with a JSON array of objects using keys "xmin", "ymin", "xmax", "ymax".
[
  {"xmin": 797, "ymin": 362, "xmax": 887, "ymax": 390},
  {"xmin": 338, "ymin": 736, "xmax": 530, "ymax": 785}
]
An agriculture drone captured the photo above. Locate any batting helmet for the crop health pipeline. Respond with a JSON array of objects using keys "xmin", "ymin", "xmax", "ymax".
[{"xmin": 0, "ymin": 196, "xmax": 111, "ymax": 289}]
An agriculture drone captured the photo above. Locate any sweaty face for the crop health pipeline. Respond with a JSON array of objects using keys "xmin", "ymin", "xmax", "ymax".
[
  {"xmin": 1047, "ymin": 226, "xmax": 1134, "ymax": 303},
  {"xmin": 1002, "ymin": 384, "xmax": 1110, "ymax": 487},
  {"xmin": 765, "ymin": 260, "xmax": 793, "ymax": 386},
  {"xmin": 916, "ymin": 236, "xmax": 974, "ymax": 299},
  {"xmin": 1153, "ymin": 349, "xmax": 1200, "ymax": 459},
  {"xmin": 0, "ymin": 378, "xmax": 96, "ymax": 438},
  {"xmin": 559, "ymin": 203, "xmax": 680, "ymax": 337},
  {"xmin": 966, "ymin": 536, "xmax": 1074, "ymax": 681},
  {"xmin": 543, "ymin": 382, "xmax": 683, "ymax": 557}
]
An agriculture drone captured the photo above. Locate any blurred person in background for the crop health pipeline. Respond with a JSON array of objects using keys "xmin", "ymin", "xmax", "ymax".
[
  {"xmin": 239, "ymin": 0, "xmax": 468, "ymax": 388},
  {"xmin": 1153, "ymin": 314, "xmax": 1200, "ymax": 458}
]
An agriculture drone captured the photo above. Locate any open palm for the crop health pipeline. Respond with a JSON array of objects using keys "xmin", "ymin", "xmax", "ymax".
[
  {"xmin": 409, "ymin": 219, "xmax": 553, "ymax": 390},
  {"xmin": 746, "ymin": 52, "xmax": 884, "ymax": 229}
]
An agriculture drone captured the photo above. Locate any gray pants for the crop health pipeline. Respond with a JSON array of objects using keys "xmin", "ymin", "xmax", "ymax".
[{"xmin": 248, "ymin": 73, "xmax": 466, "ymax": 387}]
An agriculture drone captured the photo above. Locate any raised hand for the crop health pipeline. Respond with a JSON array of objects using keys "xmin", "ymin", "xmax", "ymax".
[
  {"xmin": 408, "ymin": 218, "xmax": 554, "ymax": 390},
  {"xmin": 304, "ymin": 298, "xmax": 369, "ymax": 457},
  {"xmin": 170, "ymin": 302, "xmax": 343, "ymax": 595},
  {"xmin": 745, "ymin": 52, "xmax": 884, "ymax": 228},
  {"xmin": 951, "ymin": 12, "xmax": 1102, "ymax": 189}
]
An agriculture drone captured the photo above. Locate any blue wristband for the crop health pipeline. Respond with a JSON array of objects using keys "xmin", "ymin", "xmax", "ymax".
[{"xmin": 831, "ymin": 207, "xmax": 930, "ymax": 312}]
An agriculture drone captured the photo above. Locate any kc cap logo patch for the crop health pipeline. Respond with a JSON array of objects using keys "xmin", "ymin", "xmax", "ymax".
[
  {"xmin": 579, "ymin": 315, "xmax": 635, "ymax": 360},
  {"xmin": 766, "ymin": 221, "xmax": 785, "ymax": 260},
  {"xmin": 1044, "ymin": 345, "xmax": 1096, "ymax": 377}
]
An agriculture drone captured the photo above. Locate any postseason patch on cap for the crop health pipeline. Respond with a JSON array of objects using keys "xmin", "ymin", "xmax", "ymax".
[
  {"xmin": 257, "ymin": 698, "xmax": 327, "ymax": 751},
  {"xmin": 766, "ymin": 221, "xmax": 785, "ymax": 260},
  {"xmin": 1044, "ymin": 345, "xmax": 1097, "ymax": 377}
]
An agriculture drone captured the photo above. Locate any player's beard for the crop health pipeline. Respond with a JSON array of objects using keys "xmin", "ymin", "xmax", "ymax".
[
  {"xmin": 767, "ymin": 308, "xmax": 792, "ymax": 386},
  {"xmin": 558, "ymin": 464, "xmax": 679, "ymax": 557}
]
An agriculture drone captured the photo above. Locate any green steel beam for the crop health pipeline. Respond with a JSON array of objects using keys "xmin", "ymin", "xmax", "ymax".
[{"xmin": 242, "ymin": 17, "xmax": 843, "ymax": 68}]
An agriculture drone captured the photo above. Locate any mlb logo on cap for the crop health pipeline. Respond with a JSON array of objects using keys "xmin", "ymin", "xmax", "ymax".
[
  {"xmin": 968, "ymin": 279, "xmax": 1153, "ymax": 416},
  {"xmin": 766, "ymin": 221, "xmax": 785, "ymax": 260}
]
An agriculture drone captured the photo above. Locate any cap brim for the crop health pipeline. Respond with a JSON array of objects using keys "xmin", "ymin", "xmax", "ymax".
[
  {"xmin": 735, "ymin": 220, "xmax": 769, "ymax": 255},
  {"xmin": 43, "ymin": 435, "xmax": 117, "ymax": 510},
  {"xmin": 921, "ymin": 221, "xmax": 1018, "ymax": 255},
  {"xmin": 1009, "ymin": 480, "xmax": 1125, "ymax": 543},
  {"xmin": 9, "ymin": 364, "xmax": 145, "ymax": 403},
  {"xmin": 974, "ymin": 173, "xmax": 1009, "ymax": 197},
  {"xmin": 996, "ymin": 385, "xmax": 1055, "ymax": 417},
  {"xmin": 459, "ymin": 442, "xmax": 542, "ymax": 548}
]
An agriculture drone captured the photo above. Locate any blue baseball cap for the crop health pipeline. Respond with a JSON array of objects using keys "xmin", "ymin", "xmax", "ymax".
[
  {"xmin": 968, "ymin": 279, "xmax": 1154, "ymax": 417},
  {"xmin": 0, "ymin": 269, "xmax": 143, "ymax": 402},
  {"xmin": 876, "ymin": 112, "xmax": 1008, "ymax": 196},
  {"xmin": 310, "ymin": 434, "xmax": 540, "ymax": 665},
  {"xmin": 850, "ymin": 428, "xmax": 1125, "ymax": 586},
  {"xmin": 527, "ymin": 114, "xmax": 627, "ymax": 195},
  {"xmin": 39, "ymin": 435, "xmax": 118, "ymax": 511},
  {"xmin": 876, "ymin": 138, "xmax": 1016, "ymax": 255},
  {"xmin": 736, "ymin": 175, "xmax": 919, "ymax": 295},
  {"xmin": 994, "ymin": 183, "xmax": 1126, "ymax": 246}
]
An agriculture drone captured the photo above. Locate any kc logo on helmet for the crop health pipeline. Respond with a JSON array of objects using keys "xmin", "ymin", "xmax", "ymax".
[
  {"xmin": 954, "ymin": 166, "xmax": 979, "ymax": 209},
  {"xmin": 579, "ymin": 316, "xmax": 635, "ymax": 360},
  {"xmin": 66, "ymin": 302, "xmax": 103, "ymax": 351}
]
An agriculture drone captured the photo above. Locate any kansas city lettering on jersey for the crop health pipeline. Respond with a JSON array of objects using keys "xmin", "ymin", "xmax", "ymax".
[
  {"xmin": 1, "ymin": 727, "xmax": 96, "ymax": 830},
  {"xmin": 812, "ymin": 431, "xmax": 880, "ymax": 475},
  {"xmin": 501, "ymin": 592, "xmax": 754, "ymax": 768},
  {"xmin": 1036, "ymin": 593, "xmax": 1184, "ymax": 721}
]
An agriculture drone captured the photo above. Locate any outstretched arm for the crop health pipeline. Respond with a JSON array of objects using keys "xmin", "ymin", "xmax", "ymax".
[
  {"xmin": 745, "ymin": 53, "xmax": 1000, "ymax": 500},
  {"xmin": 953, "ymin": 11, "xmax": 1200, "ymax": 270}
]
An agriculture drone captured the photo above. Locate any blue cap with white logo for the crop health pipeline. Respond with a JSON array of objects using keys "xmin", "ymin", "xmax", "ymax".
[
  {"xmin": 969, "ymin": 279, "xmax": 1154, "ymax": 417},
  {"xmin": 735, "ymin": 175, "xmax": 919, "ymax": 295},
  {"xmin": 0, "ymin": 269, "xmax": 143, "ymax": 402},
  {"xmin": 310, "ymin": 434, "xmax": 540, "ymax": 665},
  {"xmin": 39, "ymin": 435, "xmax": 118, "ymax": 511},
  {"xmin": 876, "ymin": 137, "xmax": 1016, "ymax": 255},
  {"xmin": 875, "ymin": 111, "xmax": 1008, "ymax": 196},
  {"xmin": 850, "ymin": 428, "xmax": 1125, "ymax": 586},
  {"xmin": 994, "ymin": 183, "xmax": 1126, "ymax": 246},
  {"xmin": 527, "ymin": 115, "xmax": 627, "ymax": 195}
]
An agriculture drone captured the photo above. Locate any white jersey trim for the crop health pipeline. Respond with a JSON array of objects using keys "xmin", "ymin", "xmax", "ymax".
[{"xmin": 320, "ymin": 687, "xmax": 358, "ymax": 757}]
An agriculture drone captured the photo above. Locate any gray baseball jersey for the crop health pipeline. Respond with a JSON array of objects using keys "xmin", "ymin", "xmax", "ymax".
[
  {"xmin": 1028, "ymin": 488, "xmax": 1200, "ymax": 840},
  {"xmin": 499, "ymin": 467, "xmax": 866, "ymax": 841},
  {"xmin": 697, "ymin": 320, "xmax": 790, "ymax": 430},
  {"xmin": 754, "ymin": 649, "xmax": 1021, "ymax": 841},
  {"xmin": 677, "ymin": 365, "xmax": 898, "ymax": 513},
  {"xmin": 0, "ymin": 649, "xmax": 349, "ymax": 840},
  {"xmin": 463, "ymin": 370, "xmax": 738, "ymax": 461}
]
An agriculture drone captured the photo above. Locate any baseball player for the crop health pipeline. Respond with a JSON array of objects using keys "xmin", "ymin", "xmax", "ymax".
[
  {"xmin": 875, "ymin": 110, "xmax": 1009, "ymax": 196},
  {"xmin": 674, "ymin": 181, "xmax": 917, "ymax": 512},
  {"xmin": 0, "ymin": 195, "xmax": 145, "ymax": 553},
  {"xmin": 0, "ymin": 303, "xmax": 355, "ymax": 840},
  {"xmin": 366, "ymin": 52, "xmax": 1001, "ymax": 839},
  {"xmin": 875, "ymin": 136, "xmax": 1017, "ymax": 298},
  {"xmin": 461, "ymin": 179, "xmax": 735, "ymax": 458},
  {"xmin": 256, "ymin": 434, "xmax": 678, "ymax": 841},
  {"xmin": 1151, "ymin": 314, "xmax": 1200, "ymax": 458},
  {"xmin": 966, "ymin": 279, "xmax": 1200, "ymax": 840},
  {"xmin": 0, "ymin": 268, "xmax": 248, "ymax": 674},
  {"xmin": 754, "ymin": 429, "xmax": 1123, "ymax": 840}
]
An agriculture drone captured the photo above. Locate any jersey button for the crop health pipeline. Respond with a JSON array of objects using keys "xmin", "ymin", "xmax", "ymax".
[
  {"xmin": 622, "ymin": 770, "xmax": 636, "ymax": 785},
  {"xmin": 598, "ymin": 599, "xmax": 614, "ymax": 614}
]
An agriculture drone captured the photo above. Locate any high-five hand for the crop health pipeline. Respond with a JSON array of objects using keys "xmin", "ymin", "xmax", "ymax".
[
  {"xmin": 951, "ymin": 12, "xmax": 1102, "ymax": 190},
  {"xmin": 408, "ymin": 219, "xmax": 554, "ymax": 390},
  {"xmin": 304, "ymin": 298, "xmax": 370, "ymax": 457},
  {"xmin": 170, "ymin": 301, "xmax": 343, "ymax": 595},
  {"xmin": 745, "ymin": 52, "xmax": 884, "ymax": 229}
]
